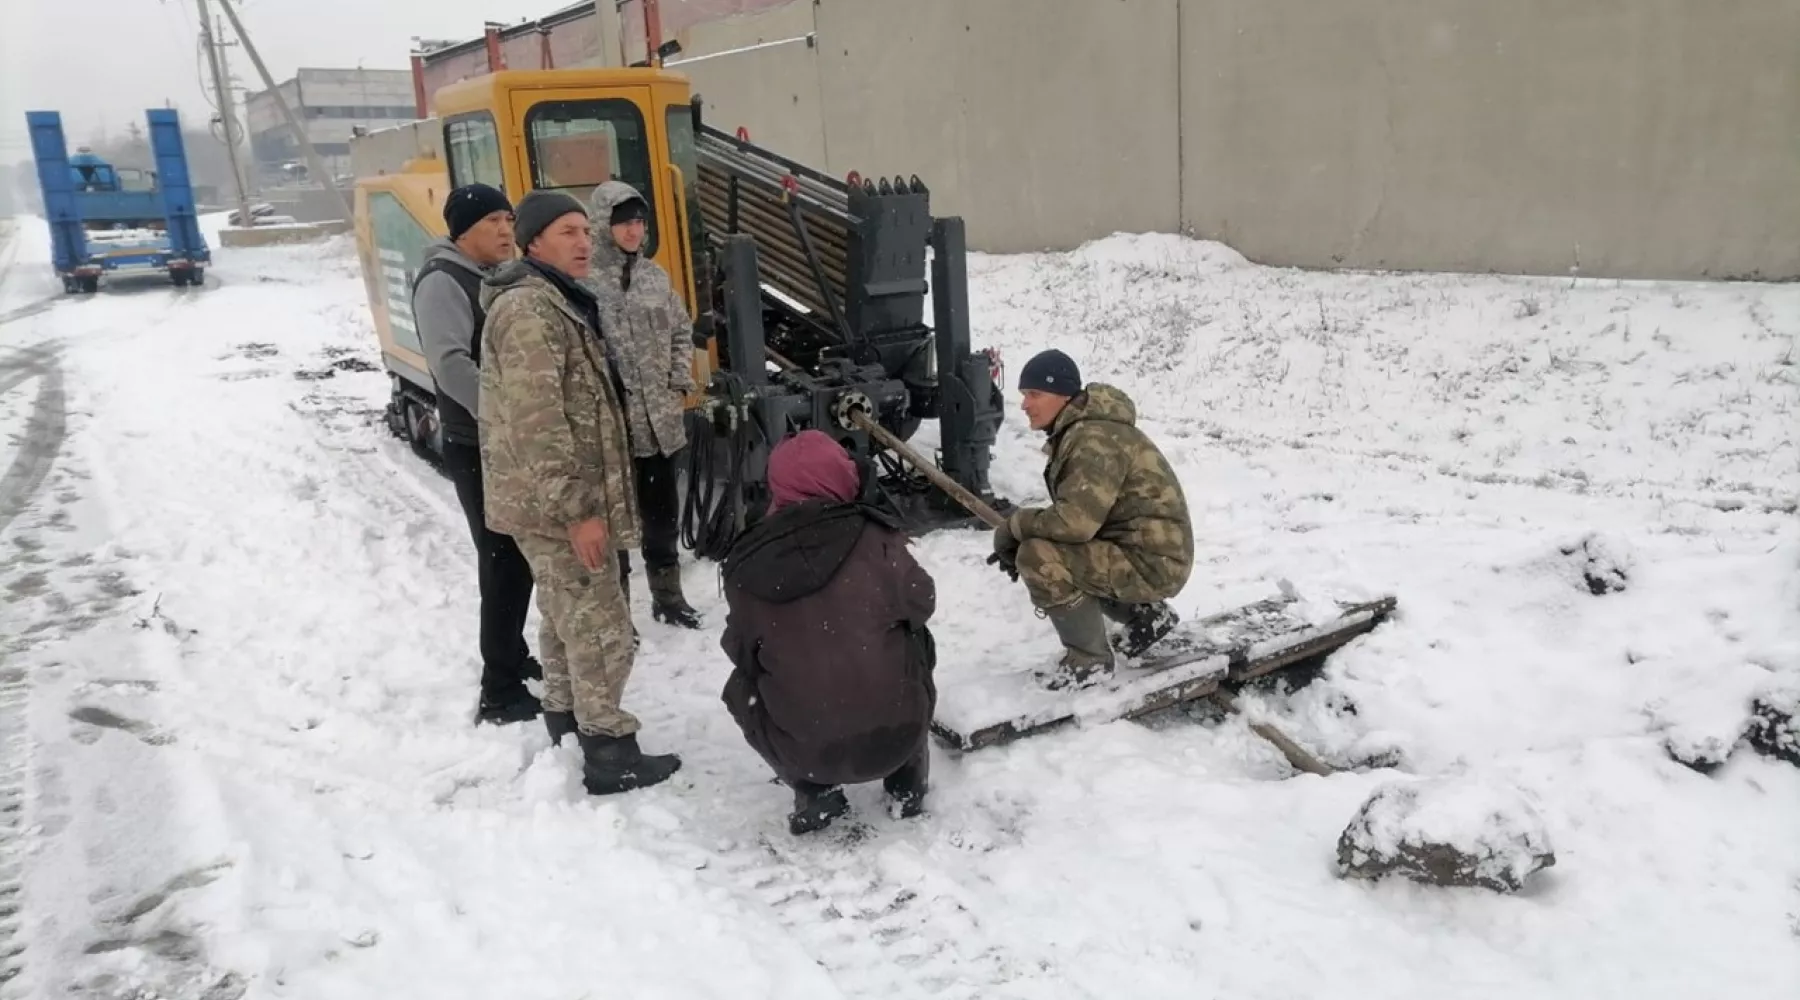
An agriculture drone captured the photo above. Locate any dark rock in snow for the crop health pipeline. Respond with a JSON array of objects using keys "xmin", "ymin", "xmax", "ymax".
[
  {"xmin": 1745, "ymin": 690, "xmax": 1798, "ymax": 768},
  {"xmin": 1560, "ymin": 532, "xmax": 1631, "ymax": 595},
  {"xmin": 1663, "ymin": 733, "xmax": 1731, "ymax": 775},
  {"xmin": 1336, "ymin": 777, "xmax": 1555, "ymax": 893}
]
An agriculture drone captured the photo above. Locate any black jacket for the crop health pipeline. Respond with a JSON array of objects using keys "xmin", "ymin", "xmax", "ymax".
[{"xmin": 719, "ymin": 501, "xmax": 938, "ymax": 786}]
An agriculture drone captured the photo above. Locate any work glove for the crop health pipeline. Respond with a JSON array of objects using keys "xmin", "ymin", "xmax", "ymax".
[
  {"xmin": 988, "ymin": 518, "xmax": 1021, "ymax": 581},
  {"xmin": 985, "ymin": 551, "xmax": 1019, "ymax": 583},
  {"xmin": 992, "ymin": 518, "xmax": 1021, "ymax": 558}
]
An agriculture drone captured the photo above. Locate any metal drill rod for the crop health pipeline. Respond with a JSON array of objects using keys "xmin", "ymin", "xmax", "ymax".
[
  {"xmin": 698, "ymin": 134, "xmax": 852, "ymax": 209},
  {"xmin": 841, "ymin": 404, "xmax": 1006, "ymax": 529},
  {"xmin": 698, "ymin": 143, "xmax": 851, "ymax": 218}
]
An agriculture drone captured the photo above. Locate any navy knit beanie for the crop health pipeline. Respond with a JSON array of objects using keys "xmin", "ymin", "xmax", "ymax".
[
  {"xmin": 1017, "ymin": 349, "xmax": 1082, "ymax": 397},
  {"xmin": 443, "ymin": 183, "xmax": 513, "ymax": 241}
]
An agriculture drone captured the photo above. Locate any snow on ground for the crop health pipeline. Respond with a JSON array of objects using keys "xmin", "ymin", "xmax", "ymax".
[{"xmin": 0, "ymin": 214, "xmax": 1796, "ymax": 1000}]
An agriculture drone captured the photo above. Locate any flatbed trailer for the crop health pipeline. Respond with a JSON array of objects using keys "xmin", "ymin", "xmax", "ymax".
[{"xmin": 25, "ymin": 108, "xmax": 211, "ymax": 293}]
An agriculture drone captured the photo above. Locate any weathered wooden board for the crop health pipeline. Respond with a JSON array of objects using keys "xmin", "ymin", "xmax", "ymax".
[{"xmin": 931, "ymin": 594, "xmax": 1398, "ymax": 753}]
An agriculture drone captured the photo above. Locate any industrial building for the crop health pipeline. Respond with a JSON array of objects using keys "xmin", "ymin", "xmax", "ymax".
[{"xmin": 245, "ymin": 67, "xmax": 416, "ymax": 181}]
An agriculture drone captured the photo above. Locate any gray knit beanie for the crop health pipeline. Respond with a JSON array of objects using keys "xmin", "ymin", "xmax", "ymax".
[{"xmin": 514, "ymin": 190, "xmax": 588, "ymax": 251}]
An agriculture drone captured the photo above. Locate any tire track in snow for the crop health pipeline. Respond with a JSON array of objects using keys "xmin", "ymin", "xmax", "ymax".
[
  {"xmin": 0, "ymin": 299, "xmax": 57, "ymax": 330},
  {"xmin": 0, "ymin": 655, "xmax": 27, "ymax": 991},
  {"xmin": 0, "ymin": 342, "xmax": 49, "ymax": 991},
  {"xmin": 297, "ymin": 403, "xmax": 1075, "ymax": 1000},
  {"xmin": 0, "ymin": 345, "xmax": 68, "ymax": 538}
]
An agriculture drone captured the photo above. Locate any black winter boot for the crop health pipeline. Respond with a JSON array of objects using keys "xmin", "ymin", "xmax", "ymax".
[
  {"xmin": 883, "ymin": 751, "xmax": 930, "ymax": 819},
  {"xmin": 576, "ymin": 731, "xmax": 682, "ymax": 795},
  {"xmin": 788, "ymin": 781, "xmax": 850, "ymax": 835},
  {"xmin": 543, "ymin": 710, "xmax": 577, "ymax": 746},
  {"xmin": 1037, "ymin": 596, "xmax": 1115, "ymax": 691},
  {"xmin": 476, "ymin": 684, "xmax": 542, "ymax": 726},
  {"xmin": 648, "ymin": 565, "xmax": 702, "ymax": 630},
  {"xmin": 1104, "ymin": 600, "xmax": 1182, "ymax": 659}
]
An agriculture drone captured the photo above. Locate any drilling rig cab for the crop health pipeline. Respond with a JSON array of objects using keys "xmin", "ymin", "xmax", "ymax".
[{"xmin": 351, "ymin": 67, "xmax": 1010, "ymax": 561}]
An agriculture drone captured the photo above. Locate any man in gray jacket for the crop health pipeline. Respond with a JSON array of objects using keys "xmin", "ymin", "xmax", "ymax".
[{"xmin": 411, "ymin": 182, "xmax": 543, "ymax": 726}]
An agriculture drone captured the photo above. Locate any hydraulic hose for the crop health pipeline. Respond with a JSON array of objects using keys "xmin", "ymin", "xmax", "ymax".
[{"xmin": 679, "ymin": 380, "xmax": 764, "ymax": 561}]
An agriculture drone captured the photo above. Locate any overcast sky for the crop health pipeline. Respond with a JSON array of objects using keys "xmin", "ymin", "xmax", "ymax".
[{"xmin": 1, "ymin": 0, "xmax": 562, "ymax": 159}]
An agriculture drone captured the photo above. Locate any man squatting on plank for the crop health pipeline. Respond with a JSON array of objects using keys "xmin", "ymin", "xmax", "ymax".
[{"xmin": 989, "ymin": 349, "xmax": 1197, "ymax": 690}]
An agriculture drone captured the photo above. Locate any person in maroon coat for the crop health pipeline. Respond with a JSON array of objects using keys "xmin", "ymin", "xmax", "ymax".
[{"xmin": 719, "ymin": 430, "xmax": 938, "ymax": 835}]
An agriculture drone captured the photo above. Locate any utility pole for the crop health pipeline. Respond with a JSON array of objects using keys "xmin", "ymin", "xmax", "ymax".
[
  {"xmin": 213, "ymin": 0, "xmax": 352, "ymax": 220},
  {"xmin": 216, "ymin": 14, "xmax": 257, "ymax": 199},
  {"xmin": 197, "ymin": 0, "xmax": 255, "ymax": 227}
]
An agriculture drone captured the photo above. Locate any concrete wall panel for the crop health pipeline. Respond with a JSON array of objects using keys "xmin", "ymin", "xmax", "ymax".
[
  {"xmin": 499, "ymin": 33, "xmax": 548, "ymax": 71},
  {"xmin": 420, "ymin": 50, "xmax": 493, "ymax": 111},
  {"xmin": 550, "ymin": 16, "xmax": 602, "ymax": 68},
  {"xmin": 620, "ymin": 0, "xmax": 795, "ymax": 64},
  {"xmin": 350, "ymin": 121, "xmax": 444, "ymax": 180},
  {"xmin": 1180, "ymin": 0, "xmax": 1800, "ymax": 279},
  {"xmin": 812, "ymin": 0, "xmax": 1181, "ymax": 253},
  {"xmin": 296, "ymin": 68, "xmax": 415, "ymax": 107},
  {"xmin": 675, "ymin": 1, "xmax": 826, "ymax": 164}
]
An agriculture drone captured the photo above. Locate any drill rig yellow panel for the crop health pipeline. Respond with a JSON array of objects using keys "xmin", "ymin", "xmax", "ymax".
[{"xmin": 353, "ymin": 67, "xmax": 715, "ymax": 411}]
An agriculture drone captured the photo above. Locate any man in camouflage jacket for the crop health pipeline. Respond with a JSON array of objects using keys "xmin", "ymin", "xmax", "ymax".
[
  {"xmin": 478, "ymin": 189, "xmax": 681, "ymax": 795},
  {"xmin": 583, "ymin": 179, "xmax": 702, "ymax": 631},
  {"xmin": 990, "ymin": 349, "xmax": 1195, "ymax": 690}
]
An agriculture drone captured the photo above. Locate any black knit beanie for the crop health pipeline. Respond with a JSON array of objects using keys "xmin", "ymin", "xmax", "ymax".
[
  {"xmin": 1017, "ymin": 349, "xmax": 1082, "ymax": 397},
  {"xmin": 609, "ymin": 195, "xmax": 649, "ymax": 228},
  {"xmin": 443, "ymin": 183, "xmax": 513, "ymax": 242}
]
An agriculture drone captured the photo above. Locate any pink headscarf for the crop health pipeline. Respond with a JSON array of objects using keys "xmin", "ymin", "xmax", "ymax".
[{"xmin": 767, "ymin": 430, "xmax": 860, "ymax": 513}]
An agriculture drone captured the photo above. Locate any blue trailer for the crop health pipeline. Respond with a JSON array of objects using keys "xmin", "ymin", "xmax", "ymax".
[{"xmin": 25, "ymin": 108, "xmax": 211, "ymax": 294}]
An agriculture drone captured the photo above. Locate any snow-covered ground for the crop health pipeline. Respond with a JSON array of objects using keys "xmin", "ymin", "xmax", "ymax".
[{"xmin": 0, "ymin": 213, "xmax": 1795, "ymax": 1000}]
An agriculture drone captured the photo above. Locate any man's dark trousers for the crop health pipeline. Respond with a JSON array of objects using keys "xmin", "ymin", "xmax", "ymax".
[
  {"xmin": 617, "ymin": 451, "xmax": 682, "ymax": 581},
  {"xmin": 441, "ymin": 440, "xmax": 537, "ymax": 695}
]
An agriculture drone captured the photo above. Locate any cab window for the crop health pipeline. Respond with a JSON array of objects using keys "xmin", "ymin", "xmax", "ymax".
[
  {"xmin": 524, "ymin": 98, "xmax": 656, "ymax": 257},
  {"xmin": 445, "ymin": 112, "xmax": 506, "ymax": 190},
  {"xmin": 665, "ymin": 104, "xmax": 704, "ymax": 273},
  {"xmin": 116, "ymin": 167, "xmax": 155, "ymax": 192}
]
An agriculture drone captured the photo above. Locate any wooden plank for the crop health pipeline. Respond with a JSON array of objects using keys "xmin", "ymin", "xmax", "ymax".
[{"xmin": 930, "ymin": 595, "xmax": 1397, "ymax": 753}]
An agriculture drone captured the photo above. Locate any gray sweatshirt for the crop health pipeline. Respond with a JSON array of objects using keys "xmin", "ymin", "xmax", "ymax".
[{"xmin": 411, "ymin": 238, "xmax": 488, "ymax": 414}]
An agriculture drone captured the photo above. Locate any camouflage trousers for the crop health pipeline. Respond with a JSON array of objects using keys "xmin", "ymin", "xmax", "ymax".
[
  {"xmin": 515, "ymin": 534, "xmax": 640, "ymax": 738},
  {"xmin": 1015, "ymin": 537, "xmax": 1180, "ymax": 611}
]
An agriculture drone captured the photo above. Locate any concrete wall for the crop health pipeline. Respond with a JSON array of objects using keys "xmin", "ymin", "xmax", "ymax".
[
  {"xmin": 405, "ymin": 0, "xmax": 1799, "ymax": 279},
  {"xmin": 673, "ymin": 0, "xmax": 1182, "ymax": 253},
  {"xmin": 674, "ymin": 1, "xmax": 827, "ymax": 165},
  {"xmin": 621, "ymin": 0, "xmax": 793, "ymax": 64},
  {"xmin": 350, "ymin": 120, "xmax": 444, "ymax": 180},
  {"xmin": 419, "ymin": 47, "xmax": 494, "ymax": 106},
  {"xmin": 551, "ymin": 14, "xmax": 604, "ymax": 68},
  {"xmin": 1179, "ymin": 0, "xmax": 1800, "ymax": 280},
  {"xmin": 244, "ymin": 81, "xmax": 303, "ymax": 135},
  {"xmin": 815, "ymin": 0, "xmax": 1181, "ymax": 254},
  {"xmin": 293, "ymin": 68, "xmax": 414, "ymax": 108}
]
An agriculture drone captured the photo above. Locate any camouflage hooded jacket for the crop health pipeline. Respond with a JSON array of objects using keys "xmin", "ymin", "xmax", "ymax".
[
  {"xmin": 1008, "ymin": 383, "xmax": 1194, "ymax": 597},
  {"xmin": 476, "ymin": 259, "xmax": 641, "ymax": 549},
  {"xmin": 583, "ymin": 179, "xmax": 696, "ymax": 458}
]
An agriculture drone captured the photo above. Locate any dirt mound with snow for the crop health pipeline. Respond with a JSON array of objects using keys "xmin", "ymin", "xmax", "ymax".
[{"xmin": 1336, "ymin": 777, "xmax": 1556, "ymax": 893}]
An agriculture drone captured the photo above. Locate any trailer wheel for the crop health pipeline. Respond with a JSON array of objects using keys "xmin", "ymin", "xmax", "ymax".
[{"xmin": 188, "ymin": 268, "xmax": 204, "ymax": 288}]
